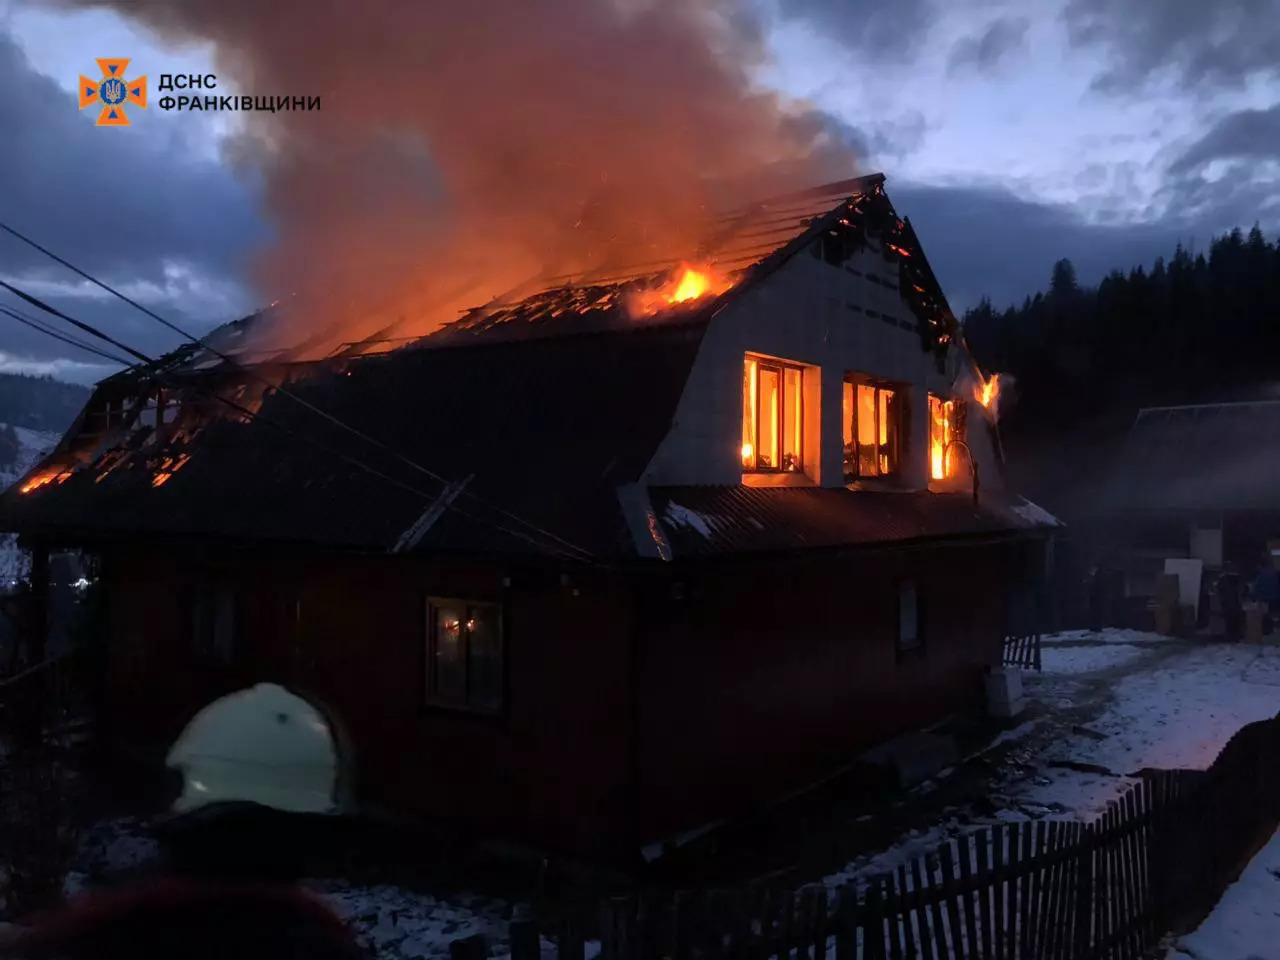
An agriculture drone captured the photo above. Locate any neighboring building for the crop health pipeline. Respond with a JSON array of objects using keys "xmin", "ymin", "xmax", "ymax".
[
  {"xmin": 0, "ymin": 174, "xmax": 1056, "ymax": 860},
  {"xmin": 1098, "ymin": 401, "xmax": 1280, "ymax": 611}
]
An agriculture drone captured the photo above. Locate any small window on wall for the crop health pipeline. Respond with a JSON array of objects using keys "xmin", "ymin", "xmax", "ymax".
[
  {"xmin": 426, "ymin": 598, "xmax": 504, "ymax": 714},
  {"xmin": 190, "ymin": 584, "xmax": 237, "ymax": 665},
  {"xmin": 742, "ymin": 355, "xmax": 804, "ymax": 473},
  {"xmin": 843, "ymin": 378, "xmax": 900, "ymax": 481},
  {"xmin": 929, "ymin": 395, "xmax": 962, "ymax": 480},
  {"xmin": 898, "ymin": 581, "xmax": 922, "ymax": 655}
]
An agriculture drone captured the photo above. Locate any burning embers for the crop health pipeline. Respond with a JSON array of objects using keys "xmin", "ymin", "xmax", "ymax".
[
  {"xmin": 627, "ymin": 263, "xmax": 736, "ymax": 319},
  {"xmin": 19, "ymin": 468, "xmax": 73, "ymax": 495}
]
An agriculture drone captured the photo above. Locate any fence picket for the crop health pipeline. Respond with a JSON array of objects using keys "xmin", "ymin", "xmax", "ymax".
[
  {"xmin": 938, "ymin": 842, "xmax": 966, "ymax": 960},
  {"xmin": 908, "ymin": 857, "xmax": 936, "ymax": 960},
  {"xmin": 955, "ymin": 833, "xmax": 980, "ymax": 958},
  {"xmin": 510, "ymin": 919, "xmax": 540, "ymax": 960},
  {"xmin": 559, "ymin": 915, "xmax": 586, "ymax": 960},
  {"xmin": 894, "ymin": 864, "xmax": 917, "ymax": 960},
  {"xmin": 866, "ymin": 876, "xmax": 886, "ymax": 960},
  {"xmin": 990, "ymin": 825, "xmax": 1006, "ymax": 960}
]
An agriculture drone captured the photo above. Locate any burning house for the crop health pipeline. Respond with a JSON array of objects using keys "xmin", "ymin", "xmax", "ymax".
[{"xmin": 0, "ymin": 174, "xmax": 1056, "ymax": 859}]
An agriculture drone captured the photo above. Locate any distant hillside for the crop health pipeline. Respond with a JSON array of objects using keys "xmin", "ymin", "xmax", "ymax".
[
  {"xmin": 0, "ymin": 372, "xmax": 90, "ymax": 436},
  {"xmin": 0, "ymin": 422, "xmax": 63, "ymax": 584}
]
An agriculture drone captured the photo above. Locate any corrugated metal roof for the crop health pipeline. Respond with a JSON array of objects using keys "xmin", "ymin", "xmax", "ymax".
[
  {"xmin": 647, "ymin": 486, "xmax": 1051, "ymax": 559},
  {"xmin": 1105, "ymin": 401, "xmax": 1280, "ymax": 514}
]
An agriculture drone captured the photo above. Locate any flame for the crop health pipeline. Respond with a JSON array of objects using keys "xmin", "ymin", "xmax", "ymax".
[
  {"xmin": 20, "ymin": 468, "xmax": 72, "ymax": 494},
  {"xmin": 629, "ymin": 263, "xmax": 736, "ymax": 318},
  {"xmin": 151, "ymin": 453, "xmax": 192, "ymax": 488},
  {"xmin": 929, "ymin": 395, "xmax": 954, "ymax": 481},
  {"xmin": 741, "ymin": 442, "xmax": 753, "ymax": 465},
  {"xmin": 976, "ymin": 372, "xmax": 1004, "ymax": 415}
]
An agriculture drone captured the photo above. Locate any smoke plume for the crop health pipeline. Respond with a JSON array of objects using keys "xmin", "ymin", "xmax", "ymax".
[{"xmin": 51, "ymin": 0, "xmax": 859, "ymax": 354}]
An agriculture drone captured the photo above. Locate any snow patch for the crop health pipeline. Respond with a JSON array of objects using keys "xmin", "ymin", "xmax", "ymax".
[
  {"xmin": 1039, "ymin": 643, "xmax": 1154, "ymax": 675},
  {"xmin": 0, "ymin": 425, "xmax": 61, "ymax": 586},
  {"xmin": 663, "ymin": 503, "xmax": 714, "ymax": 539},
  {"xmin": 1010, "ymin": 497, "xmax": 1062, "ymax": 527}
]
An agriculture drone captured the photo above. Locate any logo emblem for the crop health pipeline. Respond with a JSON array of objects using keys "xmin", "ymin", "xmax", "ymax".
[{"xmin": 78, "ymin": 59, "xmax": 147, "ymax": 127}]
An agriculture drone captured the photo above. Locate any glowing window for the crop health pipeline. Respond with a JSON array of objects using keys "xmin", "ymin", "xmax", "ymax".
[
  {"xmin": 843, "ymin": 378, "xmax": 900, "ymax": 481},
  {"xmin": 929, "ymin": 395, "xmax": 965, "ymax": 480},
  {"xmin": 426, "ymin": 598, "xmax": 503, "ymax": 713},
  {"xmin": 742, "ymin": 355, "xmax": 804, "ymax": 473}
]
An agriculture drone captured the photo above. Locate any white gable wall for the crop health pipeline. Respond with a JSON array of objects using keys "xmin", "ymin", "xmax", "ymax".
[{"xmin": 642, "ymin": 240, "xmax": 1006, "ymax": 494}]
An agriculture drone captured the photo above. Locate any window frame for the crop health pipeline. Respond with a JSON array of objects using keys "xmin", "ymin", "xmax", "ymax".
[
  {"xmin": 424, "ymin": 596, "xmax": 506, "ymax": 716},
  {"xmin": 843, "ymin": 375, "xmax": 903, "ymax": 482},
  {"xmin": 188, "ymin": 582, "xmax": 238, "ymax": 666},
  {"xmin": 928, "ymin": 394, "xmax": 966, "ymax": 481},
  {"xmin": 896, "ymin": 579, "xmax": 924, "ymax": 659},
  {"xmin": 742, "ymin": 355, "xmax": 805, "ymax": 474}
]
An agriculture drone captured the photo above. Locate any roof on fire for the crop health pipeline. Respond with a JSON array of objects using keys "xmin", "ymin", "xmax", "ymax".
[
  {"xmin": 0, "ymin": 173, "xmax": 1011, "ymax": 560},
  {"xmin": 1105, "ymin": 400, "xmax": 1280, "ymax": 515}
]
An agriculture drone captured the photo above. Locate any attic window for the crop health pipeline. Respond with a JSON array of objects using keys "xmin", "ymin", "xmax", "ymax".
[
  {"xmin": 742, "ymin": 355, "xmax": 804, "ymax": 473},
  {"xmin": 929, "ymin": 395, "xmax": 966, "ymax": 480},
  {"xmin": 843, "ymin": 377, "xmax": 901, "ymax": 481}
]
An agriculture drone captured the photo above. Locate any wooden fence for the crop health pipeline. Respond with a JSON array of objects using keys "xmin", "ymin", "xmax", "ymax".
[
  {"xmin": 1001, "ymin": 632, "xmax": 1041, "ymax": 672},
  {"xmin": 457, "ymin": 712, "xmax": 1280, "ymax": 960}
]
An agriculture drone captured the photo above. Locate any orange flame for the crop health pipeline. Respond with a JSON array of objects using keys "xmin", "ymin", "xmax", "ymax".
[
  {"xmin": 929, "ymin": 396, "xmax": 954, "ymax": 481},
  {"xmin": 629, "ymin": 263, "xmax": 735, "ymax": 318},
  {"xmin": 19, "ymin": 468, "xmax": 72, "ymax": 494},
  {"xmin": 977, "ymin": 373, "xmax": 1004, "ymax": 415}
]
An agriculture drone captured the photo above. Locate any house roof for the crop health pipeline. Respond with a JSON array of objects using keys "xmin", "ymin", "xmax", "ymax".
[
  {"xmin": 644, "ymin": 487, "xmax": 1053, "ymax": 559},
  {"xmin": 1, "ymin": 173, "xmax": 981, "ymax": 560},
  {"xmin": 0, "ymin": 323, "xmax": 707, "ymax": 560},
  {"xmin": 1104, "ymin": 401, "xmax": 1280, "ymax": 515}
]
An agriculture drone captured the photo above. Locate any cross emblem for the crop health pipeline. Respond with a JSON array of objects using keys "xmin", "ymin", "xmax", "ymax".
[{"xmin": 78, "ymin": 58, "xmax": 148, "ymax": 127}]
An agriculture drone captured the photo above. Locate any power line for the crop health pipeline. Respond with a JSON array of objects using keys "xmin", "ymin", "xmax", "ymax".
[
  {"xmin": 0, "ymin": 280, "xmax": 153, "ymax": 365},
  {"xmin": 0, "ymin": 305, "xmax": 133, "ymax": 368},
  {"xmin": 0, "ymin": 221, "xmax": 596, "ymax": 561},
  {"xmin": 0, "ymin": 282, "xmax": 590, "ymax": 561}
]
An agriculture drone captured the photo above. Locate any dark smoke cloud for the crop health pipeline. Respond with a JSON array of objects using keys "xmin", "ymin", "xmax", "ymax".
[
  {"xmin": 947, "ymin": 16, "xmax": 1030, "ymax": 76},
  {"xmin": 36, "ymin": 0, "xmax": 860, "ymax": 354},
  {"xmin": 1062, "ymin": 0, "xmax": 1280, "ymax": 93}
]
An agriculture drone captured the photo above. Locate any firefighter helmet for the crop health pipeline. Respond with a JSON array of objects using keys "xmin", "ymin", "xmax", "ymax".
[{"xmin": 166, "ymin": 683, "xmax": 343, "ymax": 816}]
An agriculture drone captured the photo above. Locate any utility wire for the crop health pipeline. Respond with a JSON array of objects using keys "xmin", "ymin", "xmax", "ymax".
[
  {"xmin": 0, "ymin": 222, "xmax": 596, "ymax": 561},
  {"xmin": 0, "ymin": 305, "xmax": 133, "ymax": 368},
  {"xmin": 0, "ymin": 283, "xmax": 588, "ymax": 561}
]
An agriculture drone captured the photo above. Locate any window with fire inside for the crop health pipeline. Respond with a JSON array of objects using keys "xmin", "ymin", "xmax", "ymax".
[
  {"xmin": 842, "ymin": 377, "xmax": 902, "ymax": 482},
  {"xmin": 742, "ymin": 355, "xmax": 804, "ymax": 473},
  {"xmin": 425, "ymin": 598, "xmax": 504, "ymax": 714},
  {"xmin": 927, "ymin": 394, "xmax": 966, "ymax": 481}
]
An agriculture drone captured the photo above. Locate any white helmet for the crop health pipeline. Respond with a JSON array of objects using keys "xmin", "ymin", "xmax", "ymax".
[{"xmin": 166, "ymin": 683, "xmax": 343, "ymax": 816}]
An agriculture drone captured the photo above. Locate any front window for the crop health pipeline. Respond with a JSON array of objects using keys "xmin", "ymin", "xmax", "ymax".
[
  {"xmin": 742, "ymin": 355, "xmax": 803, "ymax": 472},
  {"xmin": 929, "ymin": 395, "xmax": 965, "ymax": 480},
  {"xmin": 426, "ymin": 598, "xmax": 503, "ymax": 713},
  {"xmin": 843, "ymin": 378, "xmax": 900, "ymax": 481},
  {"xmin": 189, "ymin": 584, "xmax": 237, "ymax": 665}
]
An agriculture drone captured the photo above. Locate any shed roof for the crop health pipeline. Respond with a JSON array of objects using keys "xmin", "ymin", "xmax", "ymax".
[{"xmin": 1105, "ymin": 401, "xmax": 1280, "ymax": 515}]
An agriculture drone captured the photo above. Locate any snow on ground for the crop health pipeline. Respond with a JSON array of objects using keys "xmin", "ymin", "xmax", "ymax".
[
  {"xmin": 1165, "ymin": 827, "xmax": 1280, "ymax": 960},
  {"xmin": 60, "ymin": 817, "xmax": 519, "ymax": 960},
  {"xmin": 313, "ymin": 880, "xmax": 516, "ymax": 960},
  {"xmin": 824, "ymin": 630, "xmax": 1280, "ymax": 892},
  {"xmin": 1038, "ymin": 642, "xmax": 1153, "ymax": 674}
]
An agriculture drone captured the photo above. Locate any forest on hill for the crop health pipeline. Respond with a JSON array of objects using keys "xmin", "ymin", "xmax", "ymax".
[{"xmin": 962, "ymin": 225, "xmax": 1280, "ymax": 519}]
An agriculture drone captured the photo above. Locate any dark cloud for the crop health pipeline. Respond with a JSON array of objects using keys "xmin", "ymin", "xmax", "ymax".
[
  {"xmin": 890, "ymin": 179, "xmax": 1273, "ymax": 312},
  {"xmin": 0, "ymin": 30, "xmax": 264, "ymax": 367},
  {"xmin": 775, "ymin": 0, "xmax": 937, "ymax": 62},
  {"xmin": 1063, "ymin": 0, "xmax": 1280, "ymax": 93},
  {"xmin": 947, "ymin": 16, "xmax": 1030, "ymax": 75},
  {"xmin": 1168, "ymin": 104, "xmax": 1280, "ymax": 174}
]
